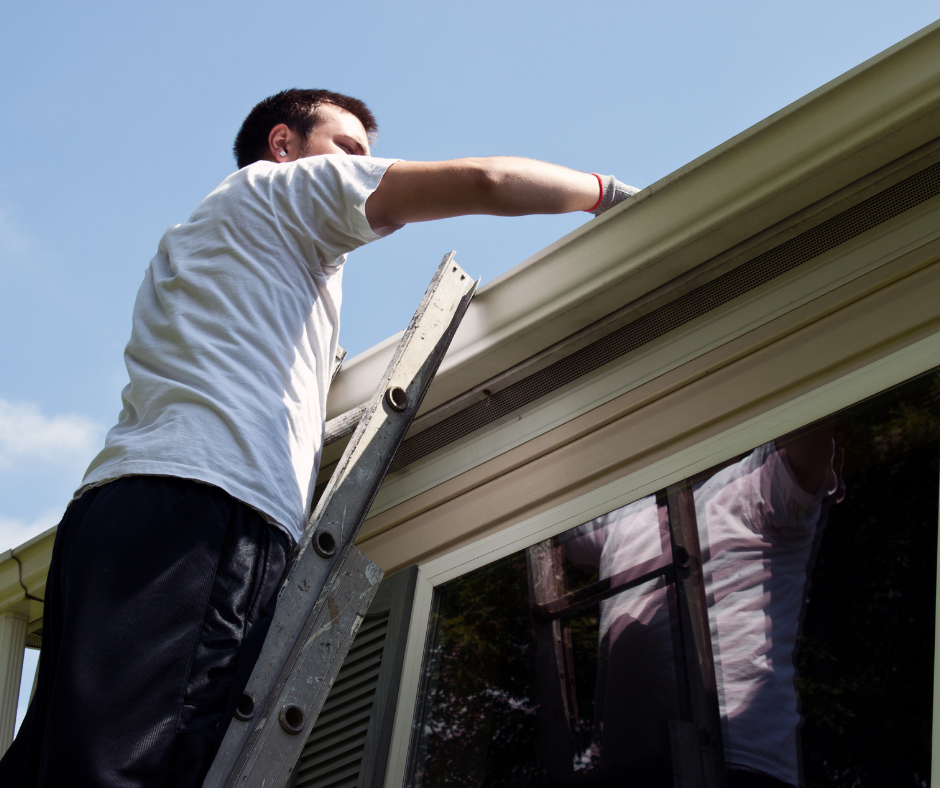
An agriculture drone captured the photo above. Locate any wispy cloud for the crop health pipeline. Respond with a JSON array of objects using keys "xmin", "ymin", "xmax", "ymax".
[
  {"xmin": 0, "ymin": 205, "xmax": 32, "ymax": 256},
  {"xmin": 0, "ymin": 510, "xmax": 60, "ymax": 554},
  {"xmin": 0, "ymin": 398, "xmax": 103, "ymax": 470},
  {"xmin": 0, "ymin": 397, "xmax": 104, "ymax": 551},
  {"xmin": 0, "ymin": 202, "xmax": 54, "ymax": 290}
]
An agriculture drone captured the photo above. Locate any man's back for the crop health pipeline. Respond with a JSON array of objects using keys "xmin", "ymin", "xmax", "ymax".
[{"xmin": 81, "ymin": 154, "xmax": 399, "ymax": 540}]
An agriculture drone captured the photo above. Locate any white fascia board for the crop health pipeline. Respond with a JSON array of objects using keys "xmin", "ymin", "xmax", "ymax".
[
  {"xmin": 0, "ymin": 526, "xmax": 56, "ymax": 614},
  {"xmin": 328, "ymin": 20, "xmax": 940, "ymax": 421},
  {"xmin": 364, "ymin": 197, "xmax": 940, "ymax": 519}
]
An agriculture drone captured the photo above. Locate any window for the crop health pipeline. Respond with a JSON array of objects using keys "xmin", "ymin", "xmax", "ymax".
[{"xmin": 404, "ymin": 371, "xmax": 939, "ymax": 788}]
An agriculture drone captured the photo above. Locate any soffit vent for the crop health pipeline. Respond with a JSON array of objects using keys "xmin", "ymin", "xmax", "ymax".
[
  {"xmin": 291, "ymin": 612, "xmax": 389, "ymax": 788},
  {"xmin": 382, "ymin": 160, "xmax": 940, "ymax": 474}
]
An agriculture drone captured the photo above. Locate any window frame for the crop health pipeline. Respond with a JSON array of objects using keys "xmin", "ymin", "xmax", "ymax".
[{"xmin": 382, "ymin": 330, "xmax": 940, "ymax": 788}]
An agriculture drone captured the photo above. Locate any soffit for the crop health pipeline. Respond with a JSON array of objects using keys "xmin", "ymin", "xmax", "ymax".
[
  {"xmin": 359, "ymin": 248, "xmax": 940, "ymax": 572},
  {"xmin": 326, "ymin": 20, "xmax": 940, "ymax": 421}
]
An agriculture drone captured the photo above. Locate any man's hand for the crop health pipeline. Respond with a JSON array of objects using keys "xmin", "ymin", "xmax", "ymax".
[
  {"xmin": 365, "ymin": 157, "xmax": 606, "ymax": 230},
  {"xmin": 590, "ymin": 175, "xmax": 640, "ymax": 216}
]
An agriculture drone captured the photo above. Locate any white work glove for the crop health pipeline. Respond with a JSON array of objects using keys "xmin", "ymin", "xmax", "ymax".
[{"xmin": 588, "ymin": 174, "xmax": 640, "ymax": 216}]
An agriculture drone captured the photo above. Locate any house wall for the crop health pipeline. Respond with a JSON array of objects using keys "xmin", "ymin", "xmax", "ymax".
[
  {"xmin": 378, "ymin": 218, "xmax": 940, "ymax": 788},
  {"xmin": 358, "ymin": 42, "xmax": 940, "ymax": 781}
]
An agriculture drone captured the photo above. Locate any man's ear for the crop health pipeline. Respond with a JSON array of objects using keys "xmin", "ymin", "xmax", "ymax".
[{"xmin": 267, "ymin": 123, "xmax": 294, "ymax": 162}]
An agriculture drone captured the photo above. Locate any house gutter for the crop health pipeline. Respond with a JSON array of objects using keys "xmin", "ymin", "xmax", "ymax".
[{"xmin": 326, "ymin": 19, "xmax": 940, "ymax": 421}]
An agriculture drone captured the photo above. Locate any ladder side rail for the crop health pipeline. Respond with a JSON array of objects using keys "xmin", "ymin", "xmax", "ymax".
[{"xmin": 203, "ymin": 253, "xmax": 476, "ymax": 788}]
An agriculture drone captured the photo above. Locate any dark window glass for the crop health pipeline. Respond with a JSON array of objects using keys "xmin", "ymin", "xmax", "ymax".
[{"xmin": 406, "ymin": 372, "xmax": 939, "ymax": 788}]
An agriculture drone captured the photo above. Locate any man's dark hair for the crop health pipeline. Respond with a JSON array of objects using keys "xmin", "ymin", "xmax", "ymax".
[{"xmin": 233, "ymin": 89, "xmax": 378, "ymax": 169}]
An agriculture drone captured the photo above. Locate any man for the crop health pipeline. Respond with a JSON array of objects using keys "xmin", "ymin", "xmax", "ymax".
[
  {"xmin": 565, "ymin": 431, "xmax": 843, "ymax": 787},
  {"xmin": 0, "ymin": 88, "xmax": 637, "ymax": 787}
]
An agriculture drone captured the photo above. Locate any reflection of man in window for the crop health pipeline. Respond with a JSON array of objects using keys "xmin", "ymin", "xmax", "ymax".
[{"xmin": 566, "ymin": 432, "xmax": 843, "ymax": 787}]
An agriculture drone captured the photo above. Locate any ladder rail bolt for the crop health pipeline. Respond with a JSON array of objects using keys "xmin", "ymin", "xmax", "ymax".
[
  {"xmin": 385, "ymin": 386, "xmax": 408, "ymax": 412},
  {"xmin": 234, "ymin": 692, "xmax": 255, "ymax": 721},
  {"xmin": 313, "ymin": 530, "xmax": 336, "ymax": 558},
  {"xmin": 279, "ymin": 704, "xmax": 305, "ymax": 734}
]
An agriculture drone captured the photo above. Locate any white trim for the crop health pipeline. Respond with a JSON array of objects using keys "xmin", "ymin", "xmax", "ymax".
[
  {"xmin": 0, "ymin": 610, "xmax": 27, "ymax": 755},
  {"xmin": 368, "ymin": 196, "xmax": 940, "ymax": 520},
  {"xmin": 383, "ymin": 328, "xmax": 940, "ymax": 788}
]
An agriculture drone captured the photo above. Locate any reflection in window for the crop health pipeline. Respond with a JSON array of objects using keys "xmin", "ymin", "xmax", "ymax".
[{"xmin": 407, "ymin": 372, "xmax": 938, "ymax": 788}]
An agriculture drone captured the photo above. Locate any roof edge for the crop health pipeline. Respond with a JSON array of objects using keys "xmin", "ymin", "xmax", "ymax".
[{"xmin": 327, "ymin": 19, "xmax": 940, "ymax": 419}]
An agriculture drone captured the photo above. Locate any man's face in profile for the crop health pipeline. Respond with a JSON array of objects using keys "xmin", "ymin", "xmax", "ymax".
[{"xmin": 302, "ymin": 104, "xmax": 371, "ymax": 158}]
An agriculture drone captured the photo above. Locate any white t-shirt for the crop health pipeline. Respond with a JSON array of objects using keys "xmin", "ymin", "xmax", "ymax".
[
  {"xmin": 566, "ymin": 442, "xmax": 841, "ymax": 785},
  {"xmin": 79, "ymin": 154, "xmax": 399, "ymax": 542},
  {"xmin": 696, "ymin": 443, "xmax": 839, "ymax": 784}
]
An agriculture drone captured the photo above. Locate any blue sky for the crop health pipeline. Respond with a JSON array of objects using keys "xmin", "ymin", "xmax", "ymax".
[
  {"xmin": 3, "ymin": 0, "xmax": 940, "ymax": 558},
  {"xmin": 1, "ymin": 0, "xmax": 938, "ymax": 728}
]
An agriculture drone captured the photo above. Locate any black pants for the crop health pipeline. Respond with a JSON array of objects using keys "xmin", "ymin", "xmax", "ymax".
[{"xmin": 0, "ymin": 476, "xmax": 290, "ymax": 788}]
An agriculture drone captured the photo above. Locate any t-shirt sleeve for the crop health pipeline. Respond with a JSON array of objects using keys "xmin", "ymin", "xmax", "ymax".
[
  {"xmin": 273, "ymin": 154, "xmax": 401, "ymax": 270},
  {"xmin": 750, "ymin": 442, "xmax": 840, "ymax": 541}
]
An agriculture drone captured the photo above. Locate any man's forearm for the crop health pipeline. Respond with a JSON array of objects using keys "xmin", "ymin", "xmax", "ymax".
[
  {"xmin": 470, "ymin": 157, "xmax": 601, "ymax": 215},
  {"xmin": 365, "ymin": 157, "xmax": 602, "ymax": 228}
]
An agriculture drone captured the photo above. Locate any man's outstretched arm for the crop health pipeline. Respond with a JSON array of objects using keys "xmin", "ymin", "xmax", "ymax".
[{"xmin": 365, "ymin": 157, "xmax": 622, "ymax": 229}]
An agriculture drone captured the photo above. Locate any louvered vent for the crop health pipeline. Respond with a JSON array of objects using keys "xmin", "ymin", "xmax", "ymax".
[
  {"xmin": 292, "ymin": 612, "xmax": 390, "ymax": 788},
  {"xmin": 312, "ymin": 157, "xmax": 940, "ymax": 507}
]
